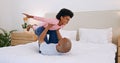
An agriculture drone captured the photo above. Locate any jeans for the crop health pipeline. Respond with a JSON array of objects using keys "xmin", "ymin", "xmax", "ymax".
[{"xmin": 35, "ymin": 26, "xmax": 58, "ymax": 44}]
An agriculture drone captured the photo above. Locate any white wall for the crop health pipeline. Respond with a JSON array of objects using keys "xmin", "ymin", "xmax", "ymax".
[{"xmin": 0, "ymin": 0, "xmax": 120, "ymax": 31}]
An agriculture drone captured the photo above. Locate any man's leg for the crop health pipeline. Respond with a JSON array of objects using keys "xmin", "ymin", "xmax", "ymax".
[{"xmin": 38, "ymin": 43, "xmax": 41, "ymax": 53}]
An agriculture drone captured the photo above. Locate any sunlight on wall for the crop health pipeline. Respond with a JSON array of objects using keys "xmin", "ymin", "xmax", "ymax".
[
  {"xmin": 25, "ymin": 9, "xmax": 48, "ymax": 25},
  {"xmin": 117, "ymin": 11, "xmax": 120, "ymax": 16},
  {"xmin": 30, "ymin": 9, "xmax": 47, "ymax": 17}
]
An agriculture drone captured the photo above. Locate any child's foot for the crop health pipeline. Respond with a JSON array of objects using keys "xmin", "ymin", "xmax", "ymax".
[{"xmin": 26, "ymin": 25, "xmax": 33, "ymax": 31}]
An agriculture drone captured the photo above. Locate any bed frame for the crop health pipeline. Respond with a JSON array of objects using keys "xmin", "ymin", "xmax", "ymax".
[{"xmin": 45, "ymin": 10, "xmax": 120, "ymax": 45}]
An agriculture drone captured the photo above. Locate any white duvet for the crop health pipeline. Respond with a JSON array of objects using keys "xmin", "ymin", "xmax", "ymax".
[{"xmin": 0, "ymin": 40, "xmax": 117, "ymax": 63}]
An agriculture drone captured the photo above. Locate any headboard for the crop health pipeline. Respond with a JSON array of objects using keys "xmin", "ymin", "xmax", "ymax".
[{"xmin": 45, "ymin": 10, "xmax": 120, "ymax": 45}]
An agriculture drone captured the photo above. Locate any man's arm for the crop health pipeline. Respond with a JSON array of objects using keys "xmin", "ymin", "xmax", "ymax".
[
  {"xmin": 56, "ymin": 29, "xmax": 62, "ymax": 40},
  {"xmin": 39, "ymin": 24, "xmax": 53, "ymax": 43}
]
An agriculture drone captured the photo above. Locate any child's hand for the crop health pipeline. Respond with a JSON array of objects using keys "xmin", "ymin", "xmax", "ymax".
[{"xmin": 22, "ymin": 13, "xmax": 33, "ymax": 18}]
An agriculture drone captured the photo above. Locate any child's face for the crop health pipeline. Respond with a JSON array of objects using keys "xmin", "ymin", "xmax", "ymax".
[{"xmin": 60, "ymin": 16, "xmax": 71, "ymax": 25}]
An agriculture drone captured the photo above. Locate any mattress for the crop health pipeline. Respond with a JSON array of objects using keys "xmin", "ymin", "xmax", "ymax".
[{"xmin": 0, "ymin": 40, "xmax": 117, "ymax": 63}]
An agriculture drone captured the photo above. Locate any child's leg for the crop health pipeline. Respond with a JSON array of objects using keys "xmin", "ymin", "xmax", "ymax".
[
  {"xmin": 35, "ymin": 26, "xmax": 49, "ymax": 43},
  {"xmin": 48, "ymin": 30, "xmax": 58, "ymax": 44}
]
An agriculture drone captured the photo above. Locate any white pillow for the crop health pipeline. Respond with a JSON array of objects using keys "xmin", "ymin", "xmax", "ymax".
[
  {"xmin": 59, "ymin": 29, "xmax": 77, "ymax": 41},
  {"xmin": 79, "ymin": 28, "xmax": 112, "ymax": 44}
]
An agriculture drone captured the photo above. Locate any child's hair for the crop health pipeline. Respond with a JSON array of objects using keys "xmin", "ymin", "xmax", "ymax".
[
  {"xmin": 56, "ymin": 8, "xmax": 74, "ymax": 20},
  {"xmin": 57, "ymin": 38, "xmax": 72, "ymax": 53}
]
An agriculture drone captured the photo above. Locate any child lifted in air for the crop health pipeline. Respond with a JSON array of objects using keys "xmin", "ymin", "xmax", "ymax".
[{"xmin": 23, "ymin": 8, "xmax": 74, "ymax": 44}]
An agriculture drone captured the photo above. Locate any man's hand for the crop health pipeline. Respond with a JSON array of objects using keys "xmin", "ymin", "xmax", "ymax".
[
  {"xmin": 22, "ymin": 13, "xmax": 33, "ymax": 18},
  {"xmin": 47, "ymin": 24, "xmax": 54, "ymax": 29},
  {"xmin": 39, "ymin": 24, "xmax": 53, "ymax": 43},
  {"xmin": 56, "ymin": 28, "xmax": 60, "ymax": 31}
]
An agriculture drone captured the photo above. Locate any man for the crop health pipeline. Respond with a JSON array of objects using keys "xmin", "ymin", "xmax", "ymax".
[{"xmin": 38, "ymin": 24, "xmax": 72, "ymax": 55}]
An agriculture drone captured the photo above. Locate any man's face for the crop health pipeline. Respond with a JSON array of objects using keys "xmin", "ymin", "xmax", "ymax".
[
  {"xmin": 56, "ymin": 38, "xmax": 71, "ymax": 53},
  {"xmin": 60, "ymin": 16, "xmax": 71, "ymax": 25},
  {"xmin": 56, "ymin": 38, "xmax": 65, "ymax": 52}
]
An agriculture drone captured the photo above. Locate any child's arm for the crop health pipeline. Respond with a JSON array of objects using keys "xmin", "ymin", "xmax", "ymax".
[
  {"xmin": 23, "ymin": 13, "xmax": 46, "ymax": 22},
  {"xmin": 22, "ymin": 13, "xmax": 33, "ymax": 18},
  {"xmin": 56, "ymin": 29, "xmax": 62, "ymax": 40},
  {"xmin": 39, "ymin": 24, "xmax": 53, "ymax": 43}
]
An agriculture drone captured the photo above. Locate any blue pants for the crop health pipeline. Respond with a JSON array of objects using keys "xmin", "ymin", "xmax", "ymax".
[{"xmin": 35, "ymin": 26, "xmax": 58, "ymax": 44}]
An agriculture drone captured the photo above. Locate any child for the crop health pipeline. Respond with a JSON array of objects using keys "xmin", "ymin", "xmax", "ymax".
[{"xmin": 23, "ymin": 8, "xmax": 74, "ymax": 44}]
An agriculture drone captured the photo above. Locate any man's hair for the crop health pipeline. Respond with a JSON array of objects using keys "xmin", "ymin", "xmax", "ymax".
[
  {"xmin": 56, "ymin": 8, "xmax": 74, "ymax": 20},
  {"xmin": 57, "ymin": 38, "xmax": 72, "ymax": 53}
]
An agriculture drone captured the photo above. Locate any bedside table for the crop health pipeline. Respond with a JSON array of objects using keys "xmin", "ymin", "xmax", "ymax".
[
  {"xmin": 118, "ymin": 37, "xmax": 120, "ymax": 63},
  {"xmin": 11, "ymin": 32, "xmax": 38, "ymax": 46}
]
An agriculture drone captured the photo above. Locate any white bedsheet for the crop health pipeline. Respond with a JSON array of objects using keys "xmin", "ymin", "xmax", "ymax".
[{"xmin": 0, "ymin": 40, "xmax": 117, "ymax": 63}]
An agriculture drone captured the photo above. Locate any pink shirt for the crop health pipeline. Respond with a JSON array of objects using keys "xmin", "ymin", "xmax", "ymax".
[{"xmin": 33, "ymin": 16, "xmax": 64, "ymax": 30}]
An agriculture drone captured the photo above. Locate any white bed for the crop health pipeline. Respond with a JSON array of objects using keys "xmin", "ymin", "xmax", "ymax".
[
  {"xmin": 0, "ymin": 40, "xmax": 116, "ymax": 63},
  {"xmin": 0, "ymin": 10, "xmax": 119, "ymax": 63}
]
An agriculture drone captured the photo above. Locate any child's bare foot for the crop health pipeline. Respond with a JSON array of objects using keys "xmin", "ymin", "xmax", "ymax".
[{"xmin": 26, "ymin": 25, "xmax": 33, "ymax": 31}]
